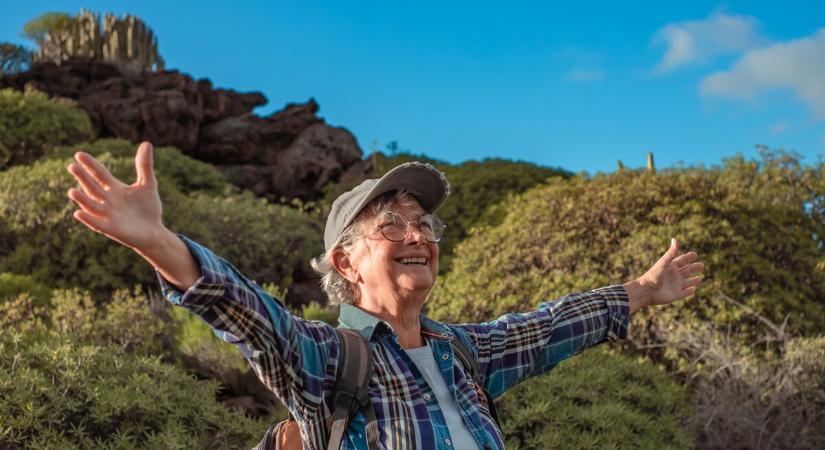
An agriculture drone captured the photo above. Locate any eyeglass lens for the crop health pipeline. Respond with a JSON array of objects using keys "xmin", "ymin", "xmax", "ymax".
[{"xmin": 379, "ymin": 215, "xmax": 443, "ymax": 242}]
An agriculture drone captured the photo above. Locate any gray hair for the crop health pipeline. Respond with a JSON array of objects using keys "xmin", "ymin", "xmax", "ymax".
[{"xmin": 311, "ymin": 190, "xmax": 422, "ymax": 306}]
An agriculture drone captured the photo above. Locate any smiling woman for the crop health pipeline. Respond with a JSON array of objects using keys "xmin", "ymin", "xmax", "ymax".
[{"xmin": 66, "ymin": 141, "xmax": 704, "ymax": 450}]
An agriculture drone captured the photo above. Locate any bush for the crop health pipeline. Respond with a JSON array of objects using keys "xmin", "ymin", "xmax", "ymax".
[
  {"xmin": 0, "ymin": 286, "xmax": 172, "ymax": 356},
  {"xmin": 0, "ymin": 88, "xmax": 92, "ymax": 169},
  {"xmin": 0, "ymin": 149, "xmax": 323, "ymax": 301},
  {"xmin": 0, "ymin": 42, "xmax": 31, "ymax": 75},
  {"xmin": 0, "ymin": 272, "xmax": 51, "ymax": 306},
  {"xmin": 0, "ymin": 333, "xmax": 268, "ymax": 449},
  {"xmin": 428, "ymin": 150, "xmax": 825, "ymax": 340},
  {"xmin": 497, "ymin": 349, "xmax": 692, "ymax": 449},
  {"xmin": 45, "ymin": 138, "xmax": 230, "ymax": 196}
]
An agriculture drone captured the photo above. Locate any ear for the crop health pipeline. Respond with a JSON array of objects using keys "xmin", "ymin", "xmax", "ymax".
[{"xmin": 331, "ymin": 246, "xmax": 360, "ymax": 284}]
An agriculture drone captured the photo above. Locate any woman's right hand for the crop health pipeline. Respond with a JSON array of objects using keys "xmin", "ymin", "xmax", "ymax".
[{"xmin": 67, "ymin": 141, "xmax": 165, "ymax": 253}]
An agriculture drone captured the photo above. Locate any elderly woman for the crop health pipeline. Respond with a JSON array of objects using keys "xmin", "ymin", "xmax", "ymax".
[{"xmin": 66, "ymin": 142, "xmax": 703, "ymax": 450}]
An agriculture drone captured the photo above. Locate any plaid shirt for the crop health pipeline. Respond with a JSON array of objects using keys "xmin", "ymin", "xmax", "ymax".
[{"xmin": 157, "ymin": 235, "xmax": 630, "ymax": 450}]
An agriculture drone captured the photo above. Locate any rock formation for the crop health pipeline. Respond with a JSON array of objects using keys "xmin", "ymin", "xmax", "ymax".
[{"xmin": 0, "ymin": 57, "xmax": 370, "ymax": 200}]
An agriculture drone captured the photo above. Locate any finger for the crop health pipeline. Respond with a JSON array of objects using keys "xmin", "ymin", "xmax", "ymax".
[
  {"xmin": 672, "ymin": 251, "xmax": 697, "ymax": 268},
  {"xmin": 681, "ymin": 286, "xmax": 697, "ymax": 297},
  {"xmin": 72, "ymin": 209, "xmax": 109, "ymax": 234},
  {"xmin": 135, "ymin": 142, "xmax": 156, "ymax": 186},
  {"xmin": 67, "ymin": 162, "xmax": 108, "ymax": 202},
  {"xmin": 683, "ymin": 276, "xmax": 702, "ymax": 289},
  {"xmin": 75, "ymin": 152, "xmax": 120, "ymax": 190},
  {"xmin": 679, "ymin": 262, "xmax": 704, "ymax": 277},
  {"xmin": 67, "ymin": 187, "xmax": 106, "ymax": 217}
]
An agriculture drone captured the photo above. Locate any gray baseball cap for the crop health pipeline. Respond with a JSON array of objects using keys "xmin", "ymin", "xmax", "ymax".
[{"xmin": 324, "ymin": 162, "xmax": 450, "ymax": 251}]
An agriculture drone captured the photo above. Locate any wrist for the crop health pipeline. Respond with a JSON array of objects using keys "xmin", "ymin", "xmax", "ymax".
[
  {"xmin": 623, "ymin": 277, "xmax": 654, "ymax": 315},
  {"xmin": 135, "ymin": 225, "xmax": 174, "ymax": 261}
]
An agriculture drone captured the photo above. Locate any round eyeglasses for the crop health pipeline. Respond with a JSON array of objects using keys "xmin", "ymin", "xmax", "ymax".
[{"xmin": 377, "ymin": 214, "xmax": 445, "ymax": 243}]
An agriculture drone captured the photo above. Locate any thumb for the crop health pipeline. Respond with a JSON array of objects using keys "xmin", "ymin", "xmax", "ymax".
[
  {"xmin": 135, "ymin": 141, "xmax": 156, "ymax": 185},
  {"xmin": 661, "ymin": 237, "xmax": 679, "ymax": 265}
]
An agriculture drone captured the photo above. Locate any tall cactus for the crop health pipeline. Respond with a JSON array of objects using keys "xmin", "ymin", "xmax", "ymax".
[{"xmin": 32, "ymin": 9, "xmax": 164, "ymax": 73}]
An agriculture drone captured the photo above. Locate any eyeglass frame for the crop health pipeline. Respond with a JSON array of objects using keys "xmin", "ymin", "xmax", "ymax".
[{"xmin": 372, "ymin": 213, "xmax": 445, "ymax": 243}]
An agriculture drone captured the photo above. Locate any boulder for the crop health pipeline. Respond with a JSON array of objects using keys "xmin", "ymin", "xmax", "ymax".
[{"xmin": 1, "ymin": 58, "xmax": 369, "ymax": 200}]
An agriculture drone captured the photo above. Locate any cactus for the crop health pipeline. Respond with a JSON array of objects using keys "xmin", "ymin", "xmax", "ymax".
[{"xmin": 32, "ymin": 9, "xmax": 164, "ymax": 73}]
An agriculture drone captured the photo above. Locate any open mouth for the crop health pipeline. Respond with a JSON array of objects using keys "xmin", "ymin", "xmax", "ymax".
[{"xmin": 395, "ymin": 257, "xmax": 428, "ymax": 265}]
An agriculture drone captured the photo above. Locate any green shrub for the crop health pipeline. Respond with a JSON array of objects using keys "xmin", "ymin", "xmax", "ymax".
[
  {"xmin": 429, "ymin": 151, "xmax": 825, "ymax": 339},
  {"xmin": 443, "ymin": 159, "xmax": 570, "ymax": 270},
  {"xmin": 0, "ymin": 333, "xmax": 268, "ymax": 449},
  {"xmin": 45, "ymin": 138, "xmax": 230, "ymax": 196},
  {"xmin": 0, "ymin": 151, "xmax": 323, "ymax": 300},
  {"xmin": 0, "ymin": 42, "xmax": 31, "ymax": 75},
  {"xmin": 0, "ymin": 272, "xmax": 51, "ymax": 306},
  {"xmin": 497, "ymin": 349, "xmax": 692, "ymax": 450},
  {"xmin": 0, "ymin": 88, "xmax": 92, "ymax": 169},
  {"xmin": 0, "ymin": 286, "xmax": 172, "ymax": 356},
  {"xmin": 163, "ymin": 190, "xmax": 322, "ymax": 290}
]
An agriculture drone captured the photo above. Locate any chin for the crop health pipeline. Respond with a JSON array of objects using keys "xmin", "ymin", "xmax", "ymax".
[{"xmin": 396, "ymin": 275, "xmax": 434, "ymax": 293}]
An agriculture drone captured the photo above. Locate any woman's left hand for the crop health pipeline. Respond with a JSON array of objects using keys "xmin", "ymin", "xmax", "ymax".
[{"xmin": 625, "ymin": 238, "xmax": 704, "ymax": 313}]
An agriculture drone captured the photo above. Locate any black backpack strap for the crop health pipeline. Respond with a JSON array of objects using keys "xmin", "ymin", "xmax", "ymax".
[
  {"xmin": 328, "ymin": 328, "xmax": 379, "ymax": 450},
  {"xmin": 450, "ymin": 336, "xmax": 501, "ymax": 427}
]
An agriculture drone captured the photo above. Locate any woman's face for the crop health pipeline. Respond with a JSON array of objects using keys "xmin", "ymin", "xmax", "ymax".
[{"xmin": 346, "ymin": 199, "xmax": 440, "ymax": 304}]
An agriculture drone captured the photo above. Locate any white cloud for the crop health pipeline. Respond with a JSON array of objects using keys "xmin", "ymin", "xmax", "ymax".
[
  {"xmin": 701, "ymin": 28, "xmax": 825, "ymax": 118},
  {"xmin": 653, "ymin": 12, "xmax": 767, "ymax": 73},
  {"xmin": 565, "ymin": 69, "xmax": 604, "ymax": 82}
]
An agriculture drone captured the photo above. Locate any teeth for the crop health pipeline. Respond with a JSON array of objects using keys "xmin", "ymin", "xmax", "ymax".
[{"xmin": 398, "ymin": 257, "xmax": 427, "ymax": 265}]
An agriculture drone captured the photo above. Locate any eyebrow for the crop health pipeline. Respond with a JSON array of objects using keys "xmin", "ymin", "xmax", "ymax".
[{"xmin": 377, "ymin": 211, "xmax": 426, "ymax": 224}]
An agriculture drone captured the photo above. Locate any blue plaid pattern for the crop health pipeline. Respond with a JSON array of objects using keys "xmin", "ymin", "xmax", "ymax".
[{"xmin": 158, "ymin": 235, "xmax": 630, "ymax": 450}]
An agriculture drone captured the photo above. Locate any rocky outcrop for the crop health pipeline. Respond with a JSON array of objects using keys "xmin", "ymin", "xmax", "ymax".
[{"xmin": 0, "ymin": 57, "xmax": 368, "ymax": 200}]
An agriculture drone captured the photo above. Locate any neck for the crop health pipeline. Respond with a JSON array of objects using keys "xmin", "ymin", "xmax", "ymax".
[{"xmin": 357, "ymin": 291, "xmax": 426, "ymax": 349}]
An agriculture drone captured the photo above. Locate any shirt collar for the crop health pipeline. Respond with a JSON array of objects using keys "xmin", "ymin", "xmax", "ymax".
[{"xmin": 337, "ymin": 303, "xmax": 453, "ymax": 341}]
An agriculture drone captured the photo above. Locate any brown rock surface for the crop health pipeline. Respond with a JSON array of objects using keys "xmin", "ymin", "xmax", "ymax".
[{"xmin": 1, "ymin": 57, "xmax": 369, "ymax": 200}]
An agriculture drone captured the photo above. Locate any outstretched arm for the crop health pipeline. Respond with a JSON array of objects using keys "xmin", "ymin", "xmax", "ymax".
[
  {"xmin": 456, "ymin": 238, "xmax": 704, "ymax": 398},
  {"xmin": 66, "ymin": 141, "xmax": 200, "ymax": 290},
  {"xmin": 67, "ymin": 141, "xmax": 341, "ymax": 419}
]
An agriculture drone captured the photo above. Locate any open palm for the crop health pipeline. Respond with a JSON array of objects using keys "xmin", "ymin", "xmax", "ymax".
[
  {"xmin": 67, "ymin": 142, "xmax": 164, "ymax": 252},
  {"xmin": 641, "ymin": 239, "xmax": 704, "ymax": 307}
]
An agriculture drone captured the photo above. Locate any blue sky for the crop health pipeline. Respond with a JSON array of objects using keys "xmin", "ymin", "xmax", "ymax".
[{"xmin": 2, "ymin": 1, "xmax": 825, "ymax": 173}]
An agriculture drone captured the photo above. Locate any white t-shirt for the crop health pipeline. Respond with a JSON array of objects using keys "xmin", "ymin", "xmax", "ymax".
[{"xmin": 405, "ymin": 342, "xmax": 480, "ymax": 450}]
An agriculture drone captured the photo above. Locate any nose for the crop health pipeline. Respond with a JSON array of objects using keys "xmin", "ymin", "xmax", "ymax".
[{"xmin": 405, "ymin": 223, "xmax": 426, "ymax": 244}]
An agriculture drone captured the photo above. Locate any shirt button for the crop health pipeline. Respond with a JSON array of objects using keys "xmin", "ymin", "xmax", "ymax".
[
  {"xmin": 444, "ymin": 437, "xmax": 452, "ymax": 446},
  {"xmin": 423, "ymin": 392, "xmax": 432, "ymax": 401},
  {"xmin": 441, "ymin": 353, "xmax": 449, "ymax": 360},
  {"xmin": 484, "ymin": 444, "xmax": 492, "ymax": 450}
]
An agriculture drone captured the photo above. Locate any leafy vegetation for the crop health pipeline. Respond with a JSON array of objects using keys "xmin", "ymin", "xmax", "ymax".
[
  {"xmin": 0, "ymin": 332, "xmax": 268, "ymax": 449},
  {"xmin": 498, "ymin": 349, "xmax": 692, "ymax": 450},
  {"xmin": 0, "ymin": 88, "xmax": 93, "ymax": 169},
  {"xmin": 21, "ymin": 12, "xmax": 74, "ymax": 46},
  {"xmin": 0, "ymin": 42, "xmax": 31, "ymax": 75},
  {"xmin": 0, "ymin": 140, "xmax": 323, "ymax": 300}
]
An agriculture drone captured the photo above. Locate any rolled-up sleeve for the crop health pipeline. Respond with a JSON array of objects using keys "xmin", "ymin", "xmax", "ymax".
[{"xmin": 454, "ymin": 285, "xmax": 630, "ymax": 399}]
